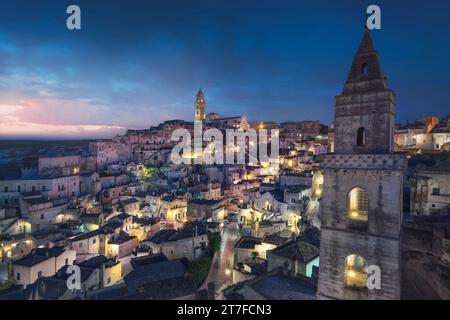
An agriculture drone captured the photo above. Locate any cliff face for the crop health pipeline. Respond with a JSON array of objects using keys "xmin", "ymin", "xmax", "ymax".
[{"xmin": 402, "ymin": 218, "xmax": 450, "ymax": 300}]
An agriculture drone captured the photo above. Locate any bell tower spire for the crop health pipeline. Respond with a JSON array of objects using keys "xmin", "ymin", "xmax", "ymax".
[
  {"xmin": 335, "ymin": 29, "xmax": 395, "ymax": 154},
  {"xmin": 344, "ymin": 28, "xmax": 386, "ymax": 91},
  {"xmin": 194, "ymin": 89, "xmax": 206, "ymax": 121}
]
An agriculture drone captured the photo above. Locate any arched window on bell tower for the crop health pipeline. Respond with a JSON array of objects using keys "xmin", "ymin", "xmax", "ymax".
[
  {"xmin": 356, "ymin": 127, "xmax": 365, "ymax": 147},
  {"xmin": 361, "ymin": 63, "xmax": 368, "ymax": 75},
  {"xmin": 348, "ymin": 187, "xmax": 368, "ymax": 230},
  {"xmin": 344, "ymin": 254, "xmax": 368, "ymax": 289}
]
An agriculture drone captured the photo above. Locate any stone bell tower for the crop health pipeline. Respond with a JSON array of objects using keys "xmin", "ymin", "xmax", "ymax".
[
  {"xmin": 317, "ymin": 29, "xmax": 406, "ymax": 300},
  {"xmin": 194, "ymin": 89, "xmax": 206, "ymax": 121}
]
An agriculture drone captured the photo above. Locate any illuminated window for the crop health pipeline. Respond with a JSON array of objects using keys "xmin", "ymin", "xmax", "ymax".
[
  {"xmin": 348, "ymin": 187, "xmax": 368, "ymax": 229},
  {"xmin": 344, "ymin": 254, "xmax": 368, "ymax": 288},
  {"xmin": 357, "ymin": 127, "xmax": 365, "ymax": 147}
]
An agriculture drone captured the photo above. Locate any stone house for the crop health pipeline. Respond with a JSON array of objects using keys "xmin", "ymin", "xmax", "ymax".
[
  {"xmin": 31, "ymin": 255, "xmax": 121, "ymax": 300},
  {"xmin": 279, "ymin": 172, "xmax": 312, "ymax": 189},
  {"xmin": 187, "ymin": 199, "xmax": 226, "ymax": 222},
  {"xmin": 19, "ymin": 193, "xmax": 70, "ymax": 232},
  {"xmin": 410, "ymin": 159, "xmax": 450, "ymax": 216},
  {"xmin": 233, "ymin": 237, "xmax": 262, "ymax": 267},
  {"xmin": 89, "ymin": 140, "xmax": 119, "ymax": 170},
  {"xmin": 267, "ymin": 239, "xmax": 319, "ymax": 278},
  {"xmin": 38, "ymin": 155, "xmax": 81, "ymax": 177},
  {"xmin": 79, "ymin": 172, "xmax": 101, "ymax": 195},
  {"xmin": 106, "ymin": 233, "xmax": 139, "ymax": 259},
  {"xmin": 12, "ymin": 246, "xmax": 76, "ymax": 286},
  {"xmin": 119, "ymin": 197, "xmax": 140, "ymax": 216},
  {"xmin": 0, "ymin": 175, "xmax": 80, "ymax": 208},
  {"xmin": 143, "ymin": 224, "xmax": 208, "ymax": 261}
]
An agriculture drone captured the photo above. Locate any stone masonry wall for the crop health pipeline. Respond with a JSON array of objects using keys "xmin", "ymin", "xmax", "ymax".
[{"xmin": 318, "ymin": 228, "xmax": 401, "ymax": 300}]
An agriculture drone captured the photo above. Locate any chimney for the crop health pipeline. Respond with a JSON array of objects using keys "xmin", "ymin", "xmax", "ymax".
[
  {"xmin": 207, "ymin": 282, "xmax": 215, "ymax": 300},
  {"xmin": 39, "ymin": 279, "xmax": 46, "ymax": 294},
  {"xmin": 196, "ymin": 288, "xmax": 208, "ymax": 300}
]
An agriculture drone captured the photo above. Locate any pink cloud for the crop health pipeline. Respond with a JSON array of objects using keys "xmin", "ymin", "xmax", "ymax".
[{"xmin": 0, "ymin": 102, "xmax": 126, "ymax": 138}]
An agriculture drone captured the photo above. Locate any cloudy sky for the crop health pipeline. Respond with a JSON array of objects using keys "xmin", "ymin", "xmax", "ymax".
[{"xmin": 0, "ymin": 0, "xmax": 449, "ymax": 139}]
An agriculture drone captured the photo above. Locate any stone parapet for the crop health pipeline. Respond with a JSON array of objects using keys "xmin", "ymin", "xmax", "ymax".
[{"xmin": 319, "ymin": 153, "xmax": 406, "ymax": 171}]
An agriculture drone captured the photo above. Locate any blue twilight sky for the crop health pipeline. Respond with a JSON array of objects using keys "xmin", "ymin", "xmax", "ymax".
[{"xmin": 0, "ymin": 0, "xmax": 449, "ymax": 138}]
